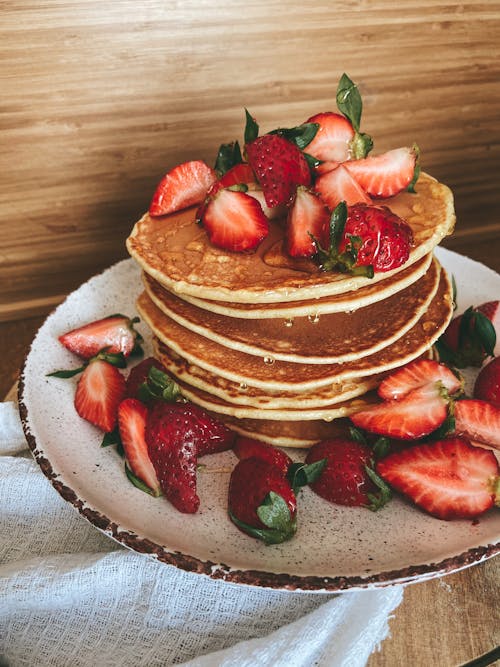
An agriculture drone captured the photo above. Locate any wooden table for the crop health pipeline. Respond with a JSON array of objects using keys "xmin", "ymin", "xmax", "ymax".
[{"xmin": 2, "ymin": 241, "xmax": 499, "ymax": 667}]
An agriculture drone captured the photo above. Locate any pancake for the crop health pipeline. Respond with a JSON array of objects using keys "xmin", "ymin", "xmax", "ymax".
[
  {"xmin": 127, "ymin": 172, "xmax": 455, "ymax": 304},
  {"xmin": 137, "ymin": 264, "xmax": 453, "ymax": 392},
  {"xmin": 152, "ymin": 339, "xmax": 383, "ymax": 409},
  {"xmin": 176, "ymin": 253, "xmax": 433, "ymax": 319},
  {"xmin": 143, "ymin": 257, "xmax": 440, "ymax": 364}
]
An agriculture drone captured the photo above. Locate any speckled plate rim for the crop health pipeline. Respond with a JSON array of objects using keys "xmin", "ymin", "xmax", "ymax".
[{"xmin": 18, "ymin": 248, "xmax": 500, "ymax": 593}]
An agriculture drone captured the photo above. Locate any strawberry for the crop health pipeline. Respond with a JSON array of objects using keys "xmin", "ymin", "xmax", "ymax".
[
  {"xmin": 378, "ymin": 359, "xmax": 463, "ymax": 401},
  {"xmin": 216, "ymin": 162, "xmax": 256, "ymax": 188},
  {"xmin": 305, "ymin": 437, "xmax": 391, "ymax": 509},
  {"xmin": 149, "ymin": 160, "xmax": 217, "ymax": 217},
  {"xmin": 233, "ymin": 437, "xmax": 293, "ymax": 476},
  {"xmin": 304, "ymin": 112, "xmax": 355, "ymax": 163},
  {"xmin": 59, "ymin": 314, "xmax": 142, "ymax": 359},
  {"xmin": 286, "ymin": 186, "xmax": 330, "ymax": 257},
  {"xmin": 245, "ymin": 133, "xmax": 311, "ymax": 208},
  {"xmin": 118, "ymin": 398, "xmax": 161, "ymax": 496},
  {"xmin": 125, "ymin": 357, "xmax": 166, "ymax": 399},
  {"xmin": 201, "ymin": 188, "xmax": 269, "ymax": 252},
  {"xmin": 376, "ymin": 437, "xmax": 500, "ymax": 520},
  {"xmin": 315, "ymin": 202, "xmax": 412, "ymax": 276},
  {"xmin": 345, "ymin": 147, "xmax": 418, "ymax": 198},
  {"xmin": 315, "ymin": 164, "xmax": 372, "ymax": 210},
  {"xmin": 437, "ymin": 301, "xmax": 499, "ymax": 368},
  {"xmin": 474, "ymin": 357, "xmax": 500, "ymax": 407},
  {"xmin": 74, "ymin": 358, "xmax": 126, "ymax": 432},
  {"xmin": 228, "ymin": 457, "xmax": 297, "ymax": 544},
  {"xmin": 454, "ymin": 399, "xmax": 500, "ymax": 451},
  {"xmin": 350, "ymin": 385, "xmax": 449, "ymax": 440}
]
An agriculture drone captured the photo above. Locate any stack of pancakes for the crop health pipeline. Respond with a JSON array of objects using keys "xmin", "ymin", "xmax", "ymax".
[{"xmin": 127, "ymin": 173, "xmax": 456, "ymax": 447}]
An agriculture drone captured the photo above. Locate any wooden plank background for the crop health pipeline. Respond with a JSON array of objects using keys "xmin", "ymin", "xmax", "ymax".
[{"xmin": 1, "ymin": 1, "xmax": 499, "ymax": 321}]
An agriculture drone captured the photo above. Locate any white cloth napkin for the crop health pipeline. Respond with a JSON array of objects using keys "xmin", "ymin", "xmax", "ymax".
[{"xmin": 0, "ymin": 401, "xmax": 403, "ymax": 667}]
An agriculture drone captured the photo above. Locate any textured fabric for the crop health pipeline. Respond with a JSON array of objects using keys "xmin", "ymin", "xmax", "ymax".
[{"xmin": 0, "ymin": 401, "xmax": 403, "ymax": 666}]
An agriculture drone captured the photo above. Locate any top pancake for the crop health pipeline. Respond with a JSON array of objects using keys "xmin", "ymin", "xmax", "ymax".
[{"xmin": 126, "ymin": 172, "xmax": 455, "ymax": 304}]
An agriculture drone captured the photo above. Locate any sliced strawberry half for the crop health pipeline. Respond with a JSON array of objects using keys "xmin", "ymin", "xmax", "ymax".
[
  {"xmin": 59, "ymin": 314, "xmax": 142, "ymax": 359},
  {"xmin": 378, "ymin": 359, "xmax": 463, "ymax": 401},
  {"xmin": 74, "ymin": 358, "xmax": 126, "ymax": 432},
  {"xmin": 118, "ymin": 398, "xmax": 161, "ymax": 496},
  {"xmin": 376, "ymin": 437, "xmax": 500, "ymax": 520},
  {"xmin": 286, "ymin": 186, "xmax": 330, "ymax": 257},
  {"xmin": 201, "ymin": 188, "xmax": 269, "ymax": 252},
  {"xmin": 350, "ymin": 385, "xmax": 449, "ymax": 440},
  {"xmin": 315, "ymin": 164, "xmax": 372, "ymax": 210},
  {"xmin": 149, "ymin": 160, "xmax": 217, "ymax": 217},
  {"xmin": 454, "ymin": 399, "xmax": 500, "ymax": 451},
  {"xmin": 344, "ymin": 147, "xmax": 418, "ymax": 198},
  {"xmin": 304, "ymin": 112, "xmax": 355, "ymax": 163},
  {"xmin": 245, "ymin": 134, "xmax": 311, "ymax": 208}
]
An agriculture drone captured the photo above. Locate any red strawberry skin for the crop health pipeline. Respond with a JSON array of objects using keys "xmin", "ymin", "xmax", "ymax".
[
  {"xmin": 377, "ymin": 437, "xmax": 500, "ymax": 519},
  {"xmin": 305, "ymin": 437, "xmax": 377, "ymax": 507},
  {"xmin": 339, "ymin": 204, "xmax": 413, "ymax": 272},
  {"xmin": 315, "ymin": 164, "xmax": 371, "ymax": 210},
  {"xmin": 202, "ymin": 188, "xmax": 269, "ymax": 252},
  {"xmin": 59, "ymin": 315, "xmax": 139, "ymax": 359},
  {"xmin": 245, "ymin": 134, "xmax": 311, "ymax": 208},
  {"xmin": 228, "ymin": 457, "xmax": 297, "ymax": 529},
  {"xmin": 149, "ymin": 160, "xmax": 217, "ymax": 217},
  {"xmin": 118, "ymin": 398, "xmax": 161, "ymax": 495},
  {"xmin": 305, "ymin": 112, "xmax": 355, "ymax": 162},
  {"xmin": 233, "ymin": 437, "xmax": 292, "ymax": 476},
  {"xmin": 474, "ymin": 357, "xmax": 500, "ymax": 407},
  {"xmin": 345, "ymin": 146, "xmax": 417, "ymax": 198},
  {"xmin": 286, "ymin": 186, "xmax": 330, "ymax": 257},
  {"xmin": 454, "ymin": 399, "xmax": 500, "ymax": 450},
  {"xmin": 74, "ymin": 359, "xmax": 126, "ymax": 432},
  {"xmin": 350, "ymin": 386, "xmax": 449, "ymax": 440},
  {"xmin": 378, "ymin": 359, "xmax": 462, "ymax": 401},
  {"xmin": 125, "ymin": 357, "xmax": 166, "ymax": 399}
]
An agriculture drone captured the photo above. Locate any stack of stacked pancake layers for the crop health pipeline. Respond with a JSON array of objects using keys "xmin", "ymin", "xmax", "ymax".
[{"xmin": 127, "ymin": 173, "xmax": 456, "ymax": 447}]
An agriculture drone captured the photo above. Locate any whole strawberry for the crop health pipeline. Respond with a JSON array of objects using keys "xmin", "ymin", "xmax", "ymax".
[
  {"xmin": 305, "ymin": 437, "xmax": 390, "ymax": 509},
  {"xmin": 233, "ymin": 437, "xmax": 293, "ymax": 475},
  {"xmin": 125, "ymin": 357, "xmax": 166, "ymax": 399},
  {"xmin": 228, "ymin": 457, "xmax": 297, "ymax": 544},
  {"xmin": 245, "ymin": 133, "xmax": 311, "ymax": 208},
  {"xmin": 474, "ymin": 357, "xmax": 500, "ymax": 407},
  {"xmin": 145, "ymin": 402, "xmax": 234, "ymax": 513}
]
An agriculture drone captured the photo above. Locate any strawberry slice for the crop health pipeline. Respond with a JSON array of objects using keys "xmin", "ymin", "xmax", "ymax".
[
  {"xmin": 233, "ymin": 437, "xmax": 293, "ymax": 476},
  {"xmin": 350, "ymin": 385, "xmax": 449, "ymax": 440},
  {"xmin": 454, "ymin": 399, "xmax": 500, "ymax": 450},
  {"xmin": 74, "ymin": 358, "xmax": 126, "ymax": 432},
  {"xmin": 59, "ymin": 314, "xmax": 142, "ymax": 359},
  {"xmin": 217, "ymin": 163, "xmax": 256, "ymax": 188},
  {"xmin": 474, "ymin": 357, "xmax": 500, "ymax": 407},
  {"xmin": 376, "ymin": 437, "xmax": 500, "ymax": 520},
  {"xmin": 378, "ymin": 359, "xmax": 463, "ymax": 401},
  {"xmin": 149, "ymin": 160, "xmax": 217, "ymax": 217},
  {"xmin": 286, "ymin": 186, "xmax": 330, "ymax": 258},
  {"xmin": 118, "ymin": 398, "xmax": 161, "ymax": 496},
  {"xmin": 304, "ymin": 112, "xmax": 355, "ymax": 162},
  {"xmin": 344, "ymin": 147, "xmax": 418, "ymax": 198},
  {"xmin": 201, "ymin": 188, "xmax": 269, "ymax": 252},
  {"xmin": 315, "ymin": 164, "xmax": 372, "ymax": 210},
  {"xmin": 245, "ymin": 134, "xmax": 311, "ymax": 208}
]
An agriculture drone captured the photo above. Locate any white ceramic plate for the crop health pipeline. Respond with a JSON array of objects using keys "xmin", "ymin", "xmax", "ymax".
[{"xmin": 19, "ymin": 247, "xmax": 500, "ymax": 591}]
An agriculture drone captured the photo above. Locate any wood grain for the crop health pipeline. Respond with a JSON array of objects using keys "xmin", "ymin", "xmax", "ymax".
[{"xmin": 1, "ymin": 1, "xmax": 499, "ymax": 319}]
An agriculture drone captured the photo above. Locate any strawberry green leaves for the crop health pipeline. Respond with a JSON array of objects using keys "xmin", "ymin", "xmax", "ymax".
[
  {"xmin": 229, "ymin": 492, "xmax": 297, "ymax": 546},
  {"xmin": 214, "ymin": 141, "xmax": 243, "ymax": 176},
  {"xmin": 336, "ymin": 73, "xmax": 373, "ymax": 159},
  {"xmin": 137, "ymin": 365, "xmax": 181, "ymax": 403}
]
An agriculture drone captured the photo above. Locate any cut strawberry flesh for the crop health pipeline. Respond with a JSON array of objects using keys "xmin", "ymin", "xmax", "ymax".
[
  {"xmin": 344, "ymin": 147, "xmax": 417, "ymax": 198},
  {"xmin": 315, "ymin": 164, "xmax": 371, "ymax": 210},
  {"xmin": 202, "ymin": 188, "xmax": 269, "ymax": 252},
  {"xmin": 118, "ymin": 398, "xmax": 161, "ymax": 495},
  {"xmin": 305, "ymin": 112, "xmax": 355, "ymax": 162},
  {"xmin": 59, "ymin": 315, "xmax": 137, "ymax": 359},
  {"xmin": 454, "ymin": 399, "xmax": 500, "ymax": 450},
  {"xmin": 286, "ymin": 186, "xmax": 330, "ymax": 257},
  {"xmin": 377, "ymin": 437, "xmax": 500, "ymax": 519},
  {"xmin": 149, "ymin": 160, "xmax": 217, "ymax": 217},
  {"xmin": 74, "ymin": 359, "xmax": 126, "ymax": 432},
  {"xmin": 378, "ymin": 359, "xmax": 462, "ymax": 401}
]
